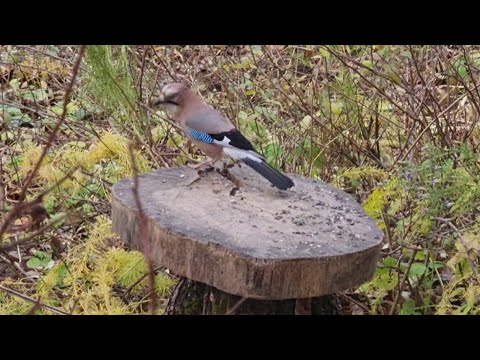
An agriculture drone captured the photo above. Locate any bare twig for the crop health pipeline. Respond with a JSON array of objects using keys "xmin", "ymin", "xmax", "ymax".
[
  {"xmin": 0, "ymin": 149, "xmax": 5, "ymax": 212},
  {"xmin": 393, "ymin": 84, "xmax": 480, "ymax": 168},
  {"xmin": 0, "ymin": 284, "xmax": 69, "ymax": 315},
  {"xmin": 165, "ymin": 277, "xmax": 185, "ymax": 314},
  {"xmin": 226, "ymin": 297, "xmax": 247, "ymax": 315},
  {"xmin": 0, "ymin": 213, "xmax": 67, "ymax": 252},
  {"xmin": 16, "ymin": 45, "xmax": 76, "ymax": 65},
  {"xmin": 0, "ymin": 252, "xmax": 35, "ymax": 280},
  {"xmin": 149, "ymin": 46, "xmax": 179, "ymax": 82},
  {"xmin": 18, "ymin": 45, "xmax": 85, "ymax": 202},
  {"xmin": 26, "ymin": 299, "xmax": 43, "ymax": 315},
  {"xmin": 389, "ymin": 249, "xmax": 417, "ymax": 315},
  {"xmin": 0, "ymin": 45, "xmax": 86, "ymax": 241},
  {"xmin": 339, "ymin": 293, "xmax": 370, "ymax": 313},
  {"xmin": 434, "ymin": 217, "xmax": 478, "ymax": 277},
  {"xmin": 0, "ymin": 163, "xmax": 80, "ymax": 243},
  {"xmin": 122, "ymin": 265, "xmax": 165, "ymax": 299},
  {"xmin": 128, "ymin": 143, "xmax": 157, "ymax": 314}
]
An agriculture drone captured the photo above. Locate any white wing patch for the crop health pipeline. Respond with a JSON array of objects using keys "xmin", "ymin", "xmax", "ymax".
[
  {"xmin": 223, "ymin": 147, "xmax": 263, "ymax": 163},
  {"xmin": 213, "ymin": 136, "xmax": 233, "ymax": 147}
]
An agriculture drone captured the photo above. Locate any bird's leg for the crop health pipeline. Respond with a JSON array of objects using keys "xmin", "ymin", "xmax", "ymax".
[
  {"xmin": 188, "ymin": 158, "xmax": 214, "ymax": 169},
  {"xmin": 208, "ymin": 158, "xmax": 222, "ymax": 168},
  {"xmin": 225, "ymin": 160, "xmax": 235, "ymax": 169},
  {"xmin": 188, "ymin": 156, "xmax": 224, "ymax": 170}
]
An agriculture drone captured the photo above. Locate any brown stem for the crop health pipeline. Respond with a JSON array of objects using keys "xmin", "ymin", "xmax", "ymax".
[{"xmin": 128, "ymin": 143, "xmax": 157, "ymax": 314}]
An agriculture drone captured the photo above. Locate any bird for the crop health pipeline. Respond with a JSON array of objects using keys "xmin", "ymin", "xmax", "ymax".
[{"xmin": 153, "ymin": 83, "xmax": 294, "ymax": 190}]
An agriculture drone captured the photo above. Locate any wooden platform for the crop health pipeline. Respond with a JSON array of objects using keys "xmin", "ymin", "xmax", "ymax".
[{"xmin": 111, "ymin": 165, "xmax": 383, "ymax": 302}]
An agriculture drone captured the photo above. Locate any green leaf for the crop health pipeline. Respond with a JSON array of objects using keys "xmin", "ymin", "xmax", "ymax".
[
  {"xmin": 26, "ymin": 251, "xmax": 52, "ymax": 269},
  {"xmin": 395, "ymin": 219, "xmax": 406, "ymax": 238},
  {"xmin": 374, "ymin": 269, "xmax": 398, "ymax": 291},
  {"xmin": 2, "ymin": 106, "xmax": 23, "ymax": 115},
  {"xmin": 44, "ymin": 196, "xmax": 57, "ymax": 213},
  {"xmin": 254, "ymin": 106, "xmax": 276, "ymax": 119},
  {"xmin": 319, "ymin": 48, "xmax": 330, "ymax": 59},
  {"xmin": 453, "ymin": 58, "xmax": 468, "ymax": 78},
  {"xmin": 9, "ymin": 78, "xmax": 20, "ymax": 92},
  {"xmin": 331, "ymin": 102, "xmax": 343, "ymax": 115},
  {"xmin": 409, "ymin": 263, "xmax": 427, "ymax": 278},
  {"xmin": 400, "ymin": 50, "xmax": 412, "ymax": 59},
  {"xmin": 75, "ymin": 108, "xmax": 87, "ymax": 120},
  {"xmin": 383, "ymin": 256, "xmax": 397, "ymax": 268},
  {"xmin": 400, "ymin": 299, "xmax": 420, "ymax": 315},
  {"xmin": 362, "ymin": 60, "xmax": 374, "ymax": 69},
  {"xmin": 50, "ymin": 212, "xmax": 67, "ymax": 229},
  {"xmin": 415, "ymin": 251, "xmax": 426, "ymax": 261},
  {"xmin": 7, "ymin": 115, "xmax": 32, "ymax": 128},
  {"xmin": 82, "ymin": 203, "xmax": 95, "ymax": 214},
  {"xmin": 238, "ymin": 111, "xmax": 248, "ymax": 122},
  {"xmin": 300, "ymin": 115, "xmax": 312, "ymax": 130},
  {"xmin": 429, "ymin": 261, "xmax": 443, "ymax": 270},
  {"xmin": 245, "ymin": 112, "xmax": 260, "ymax": 124},
  {"xmin": 21, "ymin": 89, "xmax": 48, "ymax": 102},
  {"xmin": 265, "ymin": 142, "xmax": 284, "ymax": 165}
]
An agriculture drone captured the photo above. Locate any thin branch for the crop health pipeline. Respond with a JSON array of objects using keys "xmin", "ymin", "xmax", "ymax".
[
  {"xmin": 434, "ymin": 217, "xmax": 478, "ymax": 277},
  {"xmin": 122, "ymin": 265, "xmax": 165, "ymax": 299},
  {"xmin": 226, "ymin": 297, "xmax": 247, "ymax": 315},
  {"xmin": 389, "ymin": 249, "xmax": 417, "ymax": 315},
  {"xmin": 128, "ymin": 143, "xmax": 157, "ymax": 314},
  {"xmin": 393, "ymin": 84, "xmax": 480, "ymax": 168},
  {"xmin": 0, "ymin": 46, "xmax": 85, "ymax": 241},
  {"xmin": 0, "ymin": 284, "xmax": 69, "ymax": 315},
  {"xmin": 339, "ymin": 293, "xmax": 370, "ymax": 313},
  {"xmin": 0, "ymin": 213, "xmax": 67, "ymax": 252},
  {"xmin": 18, "ymin": 45, "xmax": 85, "ymax": 202}
]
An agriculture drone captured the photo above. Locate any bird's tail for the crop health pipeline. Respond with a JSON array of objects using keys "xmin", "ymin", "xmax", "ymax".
[
  {"xmin": 223, "ymin": 147, "xmax": 294, "ymax": 190},
  {"xmin": 242, "ymin": 157, "xmax": 294, "ymax": 190}
]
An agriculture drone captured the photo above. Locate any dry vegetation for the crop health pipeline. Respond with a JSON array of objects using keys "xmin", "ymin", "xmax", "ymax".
[{"xmin": 1, "ymin": 45, "xmax": 480, "ymax": 315}]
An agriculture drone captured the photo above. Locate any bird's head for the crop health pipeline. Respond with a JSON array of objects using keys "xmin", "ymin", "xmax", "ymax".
[{"xmin": 152, "ymin": 83, "xmax": 189, "ymax": 116}]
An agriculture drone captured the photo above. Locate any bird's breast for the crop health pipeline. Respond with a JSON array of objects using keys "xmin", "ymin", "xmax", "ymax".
[{"xmin": 190, "ymin": 138, "xmax": 224, "ymax": 159}]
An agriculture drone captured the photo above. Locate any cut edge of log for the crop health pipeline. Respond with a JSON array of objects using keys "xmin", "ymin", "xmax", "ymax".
[{"xmin": 112, "ymin": 196, "xmax": 383, "ymax": 300}]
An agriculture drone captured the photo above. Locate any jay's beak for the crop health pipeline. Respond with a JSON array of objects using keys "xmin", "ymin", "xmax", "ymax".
[{"xmin": 151, "ymin": 93, "xmax": 166, "ymax": 107}]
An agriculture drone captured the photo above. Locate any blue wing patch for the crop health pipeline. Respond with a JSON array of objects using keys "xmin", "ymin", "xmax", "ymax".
[{"xmin": 188, "ymin": 128, "xmax": 214, "ymax": 144}]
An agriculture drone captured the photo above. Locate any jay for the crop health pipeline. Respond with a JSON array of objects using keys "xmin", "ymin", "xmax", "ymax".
[{"xmin": 154, "ymin": 83, "xmax": 294, "ymax": 190}]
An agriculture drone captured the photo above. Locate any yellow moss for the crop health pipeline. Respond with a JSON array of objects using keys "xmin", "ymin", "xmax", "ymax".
[
  {"xmin": 86, "ymin": 131, "xmax": 150, "ymax": 175},
  {"xmin": 0, "ymin": 293, "xmax": 33, "ymax": 314},
  {"xmin": 363, "ymin": 178, "xmax": 404, "ymax": 230},
  {"xmin": 155, "ymin": 274, "xmax": 177, "ymax": 298},
  {"xmin": 18, "ymin": 134, "xmax": 149, "ymax": 197},
  {"xmin": 76, "ymin": 289, "xmax": 131, "ymax": 315},
  {"xmin": 151, "ymin": 125, "xmax": 167, "ymax": 143},
  {"xmin": 18, "ymin": 141, "xmax": 46, "ymax": 178},
  {"xmin": 34, "ymin": 216, "xmax": 145, "ymax": 315},
  {"xmin": 96, "ymin": 248, "xmax": 177, "ymax": 298},
  {"xmin": 413, "ymin": 213, "xmax": 434, "ymax": 235},
  {"xmin": 71, "ymin": 215, "xmax": 114, "ymax": 270},
  {"xmin": 99, "ymin": 249, "xmax": 148, "ymax": 288},
  {"xmin": 17, "ymin": 141, "xmax": 88, "ymax": 198},
  {"xmin": 92, "ymin": 265, "xmax": 117, "ymax": 308},
  {"xmin": 18, "ymin": 56, "xmax": 70, "ymax": 83},
  {"xmin": 37, "ymin": 262, "xmax": 68, "ymax": 299},
  {"xmin": 436, "ymin": 274, "xmax": 480, "ymax": 315},
  {"xmin": 364, "ymin": 187, "xmax": 387, "ymax": 224}
]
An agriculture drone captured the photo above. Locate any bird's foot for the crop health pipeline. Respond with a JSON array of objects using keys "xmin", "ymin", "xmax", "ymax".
[
  {"xmin": 208, "ymin": 159, "xmax": 221, "ymax": 168},
  {"xmin": 223, "ymin": 162, "xmax": 235, "ymax": 170}
]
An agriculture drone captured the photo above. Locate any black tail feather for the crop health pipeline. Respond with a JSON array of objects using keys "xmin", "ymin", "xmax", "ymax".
[{"xmin": 242, "ymin": 158, "xmax": 294, "ymax": 190}]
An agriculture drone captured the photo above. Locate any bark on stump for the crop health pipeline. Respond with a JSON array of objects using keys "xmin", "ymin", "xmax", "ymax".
[{"xmin": 112, "ymin": 165, "xmax": 384, "ymax": 315}]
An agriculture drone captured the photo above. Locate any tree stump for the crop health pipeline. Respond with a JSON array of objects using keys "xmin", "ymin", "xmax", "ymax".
[{"xmin": 111, "ymin": 165, "xmax": 384, "ymax": 315}]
